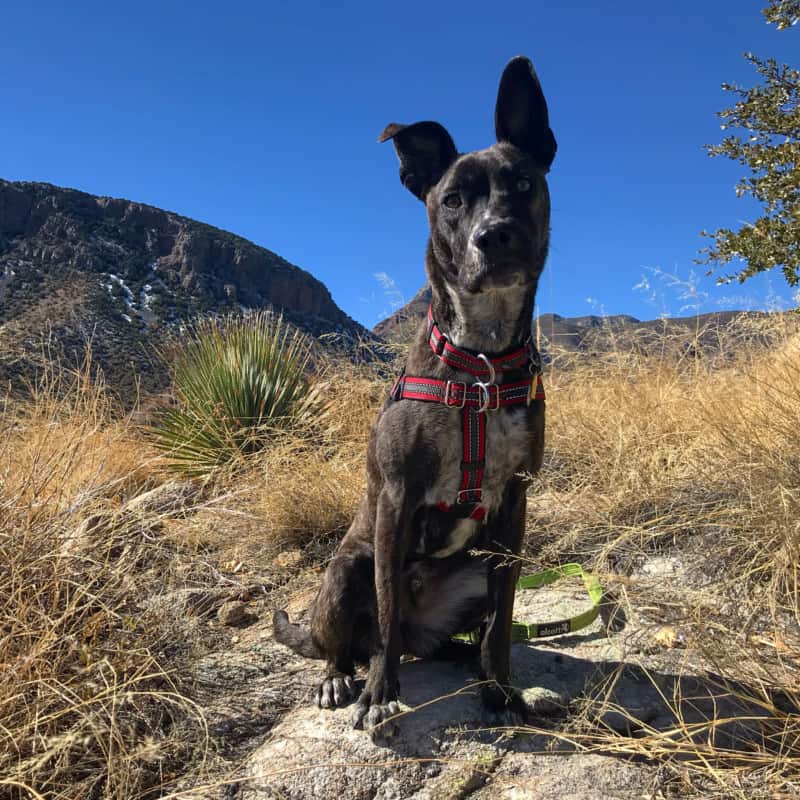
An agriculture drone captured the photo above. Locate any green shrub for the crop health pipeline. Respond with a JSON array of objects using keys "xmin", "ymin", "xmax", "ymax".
[{"xmin": 148, "ymin": 311, "xmax": 322, "ymax": 475}]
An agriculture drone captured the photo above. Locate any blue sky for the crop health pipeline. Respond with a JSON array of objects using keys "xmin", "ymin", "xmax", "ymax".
[{"xmin": 3, "ymin": 1, "xmax": 797, "ymax": 327}]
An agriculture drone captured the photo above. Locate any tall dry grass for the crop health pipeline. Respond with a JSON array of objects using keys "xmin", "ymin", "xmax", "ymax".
[
  {"xmin": 0, "ymin": 349, "xmax": 388, "ymax": 798},
  {"xmin": 535, "ymin": 314, "xmax": 799, "ymax": 612},
  {"xmin": 526, "ymin": 313, "xmax": 800, "ymax": 795},
  {"xmin": 0, "ymin": 359, "xmax": 208, "ymax": 800},
  {"xmin": 249, "ymin": 362, "xmax": 384, "ymax": 550}
]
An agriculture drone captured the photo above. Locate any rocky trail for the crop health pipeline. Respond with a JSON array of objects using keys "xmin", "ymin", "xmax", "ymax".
[{"xmin": 177, "ymin": 541, "xmax": 781, "ymax": 800}]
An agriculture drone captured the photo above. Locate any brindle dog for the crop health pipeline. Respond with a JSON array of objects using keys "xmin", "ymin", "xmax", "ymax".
[{"xmin": 273, "ymin": 55, "xmax": 556, "ymax": 739}]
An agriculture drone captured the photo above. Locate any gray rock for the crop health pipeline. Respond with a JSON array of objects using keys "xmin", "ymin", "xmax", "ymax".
[
  {"xmin": 218, "ymin": 600, "xmax": 249, "ymax": 626},
  {"xmin": 471, "ymin": 751, "xmax": 657, "ymax": 799},
  {"xmin": 186, "ymin": 550, "xmax": 790, "ymax": 799},
  {"xmin": 242, "ymin": 659, "xmax": 509, "ymax": 799}
]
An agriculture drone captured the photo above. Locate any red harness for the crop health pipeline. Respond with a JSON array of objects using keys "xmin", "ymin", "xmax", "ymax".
[{"xmin": 390, "ymin": 306, "xmax": 545, "ymax": 522}]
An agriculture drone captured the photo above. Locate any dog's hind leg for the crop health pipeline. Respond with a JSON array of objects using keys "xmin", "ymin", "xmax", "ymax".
[{"xmin": 309, "ymin": 550, "xmax": 374, "ymax": 709}]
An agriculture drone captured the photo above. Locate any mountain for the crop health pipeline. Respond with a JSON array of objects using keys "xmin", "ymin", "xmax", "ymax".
[
  {"xmin": 374, "ymin": 285, "xmax": 773, "ymax": 360},
  {"xmin": 0, "ymin": 179, "xmax": 369, "ymax": 398},
  {"xmin": 373, "ymin": 285, "xmax": 432, "ymax": 342}
]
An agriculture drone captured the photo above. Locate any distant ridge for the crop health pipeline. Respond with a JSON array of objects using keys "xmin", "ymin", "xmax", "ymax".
[{"xmin": 374, "ymin": 284, "xmax": 771, "ymax": 359}]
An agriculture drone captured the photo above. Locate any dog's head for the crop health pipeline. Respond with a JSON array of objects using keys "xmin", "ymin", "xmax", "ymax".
[{"xmin": 380, "ymin": 57, "xmax": 556, "ymax": 297}]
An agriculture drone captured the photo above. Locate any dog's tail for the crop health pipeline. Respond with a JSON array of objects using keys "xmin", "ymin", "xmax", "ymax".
[{"xmin": 272, "ymin": 609, "xmax": 324, "ymax": 659}]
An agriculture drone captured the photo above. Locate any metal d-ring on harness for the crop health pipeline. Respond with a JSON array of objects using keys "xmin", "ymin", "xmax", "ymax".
[
  {"xmin": 473, "ymin": 353, "xmax": 498, "ymax": 414},
  {"xmin": 389, "ymin": 305, "xmax": 545, "ymax": 522}
]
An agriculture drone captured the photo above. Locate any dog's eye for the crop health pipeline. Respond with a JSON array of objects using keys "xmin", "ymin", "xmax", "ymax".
[
  {"xmin": 516, "ymin": 177, "xmax": 532, "ymax": 192},
  {"xmin": 443, "ymin": 192, "xmax": 462, "ymax": 209}
]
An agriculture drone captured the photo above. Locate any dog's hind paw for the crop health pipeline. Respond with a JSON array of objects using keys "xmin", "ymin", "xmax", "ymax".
[
  {"xmin": 480, "ymin": 682, "xmax": 528, "ymax": 729},
  {"xmin": 315, "ymin": 673, "xmax": 357, "ymax": 709},
  {"xmin": 352, "ymin": 698, "xmax": 402, "ymax": 741}
]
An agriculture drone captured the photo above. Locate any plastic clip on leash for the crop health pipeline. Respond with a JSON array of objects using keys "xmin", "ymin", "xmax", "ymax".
[{"xmin": 452, "ymin": 563, "xmax": 603, "ymax": 644}]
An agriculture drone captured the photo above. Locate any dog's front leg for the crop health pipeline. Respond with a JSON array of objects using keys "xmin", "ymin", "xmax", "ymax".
[
  {"xmin": 480, "ymin": 477, "xmax": 527, "ymax": 719},
  {"xmin": 352, "ymin": 485, "xmax": 408, "ymax": 739}
]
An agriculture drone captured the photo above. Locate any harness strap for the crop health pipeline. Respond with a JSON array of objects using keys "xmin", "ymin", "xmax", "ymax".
[
  {"xmin": 390, "ymin": 374, "xmax": 545, "ymax": 520},
  {"xmin": 392, "ymin": 376, "xmax": 543, "ymax": 409},
  {"xmin": 459, "ymin": 406, "xmax": 485, "ymax": 505},
  {"xmin": 427, "ymin": 306, "xmax": 530, "ymax": 377}
]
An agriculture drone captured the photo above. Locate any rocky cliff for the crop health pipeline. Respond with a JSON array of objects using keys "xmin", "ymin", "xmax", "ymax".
[{"xmin": 0, "ymin": 179, "xmax": 369, "ymax": 397}]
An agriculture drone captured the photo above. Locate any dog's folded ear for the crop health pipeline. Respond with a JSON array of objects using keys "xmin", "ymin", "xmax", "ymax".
[
  {"xmin": 378, "ymin": 121, "xmax": 458, "ymax": 201},
  {"xmin": 495, "ymin": 56, "xmax": 557, "ymax": 171}
]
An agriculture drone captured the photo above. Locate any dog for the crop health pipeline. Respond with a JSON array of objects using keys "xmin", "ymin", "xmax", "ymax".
[{"xmin": 273, "ymin": 55, "xmax": 556, "ymax": 739}]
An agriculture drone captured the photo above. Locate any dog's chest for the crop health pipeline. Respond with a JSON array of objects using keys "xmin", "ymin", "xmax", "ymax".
[{"xmin": 415, "ymin": 406, "xmax": 530, "ymax": 558}]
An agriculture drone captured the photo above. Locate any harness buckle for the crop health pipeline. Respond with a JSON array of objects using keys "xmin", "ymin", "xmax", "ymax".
[
  {"xmin": 444, "ymin": 380, "xmax": 467, "ymax": 408},
  {"xmin": 527, "ymin": 340, "xmax": 543, "ymax": 376},
  {"xmin": 473, "ymin": 381, "xmax": 500, "ymax": 413}
]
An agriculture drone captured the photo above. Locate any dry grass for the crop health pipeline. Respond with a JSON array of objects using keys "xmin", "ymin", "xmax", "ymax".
[
  {"xmin": 525, "ymin": 313, "xmax": 800, "ymax": 795},
  {"xmin": 0, "ymin": 351, "xmax": 390, "ymax": 798},
  {"xmin": 2, "ymin": 314, "xmax": 799, "ymax": 797},
  {"xmin": 250, "ymin": 363, "xmax": 384, "ymax": 550},
  {"xmin": 0, "ymin": 359, "xmax": 209, "ymax": 799}
]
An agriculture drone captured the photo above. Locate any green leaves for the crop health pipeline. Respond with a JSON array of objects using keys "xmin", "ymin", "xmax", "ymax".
[
  {"xmin": 147, "ymin": 312, "xmax": 322, "ymax": 475},
  {"xmin": 700, "ymin": 10, "xmax": 800, "ymax": 289}
]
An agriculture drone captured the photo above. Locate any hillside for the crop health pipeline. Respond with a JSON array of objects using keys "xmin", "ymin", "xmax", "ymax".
[{"xmin": 0, "ymin": 179, "xmax": 369, "ymax": 398}]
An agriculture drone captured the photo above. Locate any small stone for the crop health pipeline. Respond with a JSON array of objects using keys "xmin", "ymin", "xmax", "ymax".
[
  {"xmin": 273, "ymin": 550, "xmax": 304, "ymax": 569},
  {"xmin": 61, "ymin": 512, "xmax": 112, "ymax": 555},
  {"xmin": 651, "ymin": 625, "xmax": 686, "ymax": 649},
  {"xmin": 218, "ymin": 600, "xmax": 248, "ymax": 626}
]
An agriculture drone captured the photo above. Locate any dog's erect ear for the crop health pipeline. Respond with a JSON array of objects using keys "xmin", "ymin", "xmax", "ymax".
[
  {"xmin": 378, "ymin": 121, "xmax": 458, "ymax": 200},
  {"xmin": 495, "ymin": 56, "xmax": 557, "ymax": 170}
]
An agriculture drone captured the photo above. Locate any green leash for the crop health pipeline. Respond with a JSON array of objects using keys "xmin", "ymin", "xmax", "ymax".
[{"xmin": 452, "ymin": 563, "xmax": 603, "ymax": 644}]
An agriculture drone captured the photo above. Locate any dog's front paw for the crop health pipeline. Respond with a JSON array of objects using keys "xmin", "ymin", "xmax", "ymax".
[
  {"xmin": 352, "ymin": 697, "xmax": 402, "ymax": 741},
  {"xmin": 352, "ymin": 681, "xmax": 402, "ymax": 741},
  {"xmin": 315, "ymin": 673, "xmax": 357, "ymax": 709},
  {"xmin": 481, "ymin": 681, "xmax": 528, "ymax": 729}
]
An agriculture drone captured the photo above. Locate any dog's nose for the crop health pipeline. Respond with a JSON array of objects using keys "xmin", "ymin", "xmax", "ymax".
[{"xmin": 472, "ymin": 222, "xmax": 518, "ymax": 255}]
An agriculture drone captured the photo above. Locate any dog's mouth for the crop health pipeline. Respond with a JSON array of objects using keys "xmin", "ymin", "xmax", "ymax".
[{"xmin": 462, "ymin": 259, "xmax": 533, "ymax": 294}]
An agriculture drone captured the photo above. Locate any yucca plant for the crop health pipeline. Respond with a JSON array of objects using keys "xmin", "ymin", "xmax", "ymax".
[{"xmin": 148, "ymin": 311, "xmax": 323, "ymax": 475}]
